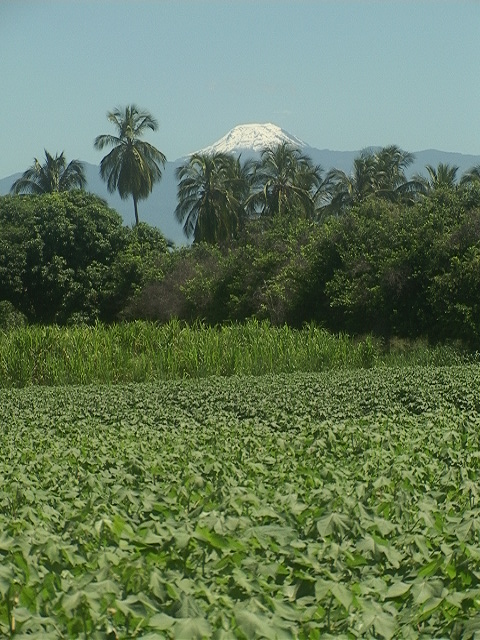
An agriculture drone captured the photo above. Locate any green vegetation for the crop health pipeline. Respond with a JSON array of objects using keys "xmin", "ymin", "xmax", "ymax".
[
  {"xmin": 0, "ymin": 192, "xmax": 168, "ymax": 325},
  {"xmin": 1, "ymin": 366, "xmax": 479, "ymax": 638},
  {"xmin": 4, "ymin": 114, "xmax": 480, "ymax": 347},
  {"xmin": 324, "ymin": 146, "xmax": 420, "ymax": 215},
  {"xmin": 3, "ymin": 111, "xmax": 480, "ymax": 637},
  {"xmin": 0, "ymin": 319, "xmax": 470, "ymax": 388},
  {"xmin": 125, "ymin": 188, "xmax": 480, "ymax": 348},
  {"xmin": 175, "ymin": 152, "xmax": 247, "ymax": 244},
  {"xmin": 248, "ymin": 142, "xmax": 323, "ymax": 219}
]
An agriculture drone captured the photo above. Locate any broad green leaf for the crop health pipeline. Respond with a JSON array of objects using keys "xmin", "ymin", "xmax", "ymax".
[
  {"xmin": 358, "ymin": 601, "xmax": 397, "ymax": 640},
  {"xmin": 171, "ymin": 530, "xmax": 191, "ymax": 550},
  {"xmin": 0, "ymin": 533, "xmax": 14, "ymax": 552},
  {"xmin": 268, "ymin": 598, "xmax": 300, "ymax": 621},
  {"xmin": 0, "ymin": 565, "xmax": 13, "ymax": 596},
  {"xmin": 248, "ymin": 525, "xmax": 297, "ymax": 546},
  {"xmin": 173, "ymin": 617, "xmax": 212, "ymax": 639},
  {"xmin": 411, "ymin": 580, "xmax": 436, "ymax": 605},
  {"xmin": 194, "ymin": 526, "xmax": 243, "ymax": 551},
  {"xmin": 148, "ymin": 613, "xmax": 176, "ymax": 630},
  {"xmin": 420, "ymin": 596, "xmax": 443, "ymax": 615},
  {"xmin": 316, "ymin": 512, "xmax": 350, "ymax": 537},
  {"xmin": 172, "ymin": 594, "xmax": 203, "ymax": 619},
  {"xmin": 385, "ymin": 581, "xmax": 411, "ymax": 599},
  {"xmin": 148, "ymin": 569, "xmax": 167, "ymax": 600},
  {"xmin": 232, "ymin": 568, "xmax": 254, "ymax": 594},
  {"xmin": 373, "ymin": 516, "xmax": 396, "ymax": 536},
  {"xmin": 61, "ymin": 591, "xmax": 84, "ymax": 615},
  {"xmin": 373, "ymin": 611, "xmax": 397, "ymax": 640},
  {"xmin": 234, "ymin": 608, "xmax": 278, "ymax": 640},
  {"xmin": 330, "ymin": 582, "xmax": 353, "ymax": 610}
]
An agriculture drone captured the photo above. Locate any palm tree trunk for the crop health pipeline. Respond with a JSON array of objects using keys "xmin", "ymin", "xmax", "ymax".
[{"xmin": 133, "ymin": 196, "xmax": 139, "ymax": 226}]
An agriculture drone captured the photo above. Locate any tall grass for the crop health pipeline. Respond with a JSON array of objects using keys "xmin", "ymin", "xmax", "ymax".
[{"xmin": 0, "ymin": 319, "xmax": 471, "ymax": 387}]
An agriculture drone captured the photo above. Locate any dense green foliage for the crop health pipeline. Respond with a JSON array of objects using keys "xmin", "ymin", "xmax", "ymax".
[
  {"xmin": 175, "ymin": 153, "xmax": 249, "ymax": 244},
  {"xmin": 4, "ymin": 319, "xmax": 467, "ymax": 388},
  {"xmin": 126, "ymin": 186, "xmax": 480, "ymax": 347},
  {"xmin": 0, "ymin": 193, "xmax": 168, "ymax": 325},
  {"xmin": 2, "ymin": 142, "xmax": 480, "ymax": 346},
  {"xmin": 248, "ymin": 142, "xmax": 323, "ymax": 219},
  {"xmin": 1, "ymin": 366, "xmax": 479, "ymax": 638},
  {"xmin": 324, "ymin": 146, "xmax": 420, "ymax": 214}
]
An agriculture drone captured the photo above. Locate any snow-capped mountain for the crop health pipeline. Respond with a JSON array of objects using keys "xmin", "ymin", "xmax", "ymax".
[{"xmin": 193, "ymin": 123, "xmax": 309, "ymax": 156}]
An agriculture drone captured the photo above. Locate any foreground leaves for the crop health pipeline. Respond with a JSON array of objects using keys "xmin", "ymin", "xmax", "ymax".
[{"xmin": 0, "ymin": 366, "xmax": 479, "ymax": 638}]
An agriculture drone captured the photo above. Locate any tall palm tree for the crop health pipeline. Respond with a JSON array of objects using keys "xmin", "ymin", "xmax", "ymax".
[
  {"xmin": 94, "ymin": 105, "xmax": 166, "ymax": 226},
  {"xmin": 175, "ymin": 152, "xmax": 245, "ymax": 244},
  {"xmin": 414, "ymin": 163, "xmax": 459, "ymax": 194},
  {"xmin": 250, "ymin": 142, "xmax": 323, "ymax": 219},
  {"xmin": 10, "ymin": 150, "xmax": 86, "ymax": 194},
  {"xmin": 325, "ymin": 146, "xmax": 419, "ymax": 214}
]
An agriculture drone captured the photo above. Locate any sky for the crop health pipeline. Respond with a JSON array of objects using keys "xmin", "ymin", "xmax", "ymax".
[{"xmin": 1, "ymin": 0, "xmax": 480, "ymax": 178}]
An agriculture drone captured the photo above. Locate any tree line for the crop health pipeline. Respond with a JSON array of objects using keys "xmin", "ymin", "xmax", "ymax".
[{"xmin": 3, "ymin": 104, "xmax": 480, "ymax": 347}]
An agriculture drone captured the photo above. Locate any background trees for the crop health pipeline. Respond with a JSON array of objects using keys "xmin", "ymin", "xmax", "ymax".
[
  {"xmin": 414, "ymin": 163, "xmax": 460, "ymax": 194},
  {"xmin": 94, "ymin": 105, "xmax": 166, "ymax": 226},
  {"xmin": 175, "ymin": 152, "xmax": 246, "ymax": 244},
  {"xmin": 125, "ymin": 178, "xmax": 480, "ymax": 348},
  {"xmin": 10, "ymin": 150, "xmax": 86, "ymax": 194},
  {"xmin": 3, "ymin": 131, "xmax": 480, "ymax": 348},
  {"xmin": 324, "ymin": 145, "xmax": 420, "ymax": 214},
  {"xmin": 0, "ymin": 192, "xmax": 169, "ymax": 324},
  {"xmin": 174, "ymin": 143, "xmax": 326, "ymax": 244},
  {"xmin": 249, "ymin": 142, "xmax": 323, "ymax": 219}
]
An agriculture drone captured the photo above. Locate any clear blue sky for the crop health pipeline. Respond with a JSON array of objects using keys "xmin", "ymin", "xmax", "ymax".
[{"xmin": 1, "ymin": 0, "xmax": 480, "ymax": 177}]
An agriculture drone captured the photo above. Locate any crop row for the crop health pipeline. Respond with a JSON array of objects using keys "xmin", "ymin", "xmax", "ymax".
[
  {"xmin": 0, "ymin": 319, "xmax": 470, "ymax": 387},
  {"xmin": 1, "ymin": 366, "xmax": 480, "ymax": 638}
]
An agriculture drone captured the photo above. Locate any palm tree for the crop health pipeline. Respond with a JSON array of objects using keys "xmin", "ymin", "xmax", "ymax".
[
  {"xmin": 372, "ymin": 145, "xmax": 418, "ymax": 203},
  {"xmin": 94, "ymin": 105, "xmax": 166, "ymax": 226},
  {"xmin": 324, "ymin": 150, "xmax": 377, "ymax": 214},
  {"xmin": 414, "ymin": 163, "xmax": 459, "ymax": 194},
  {"xmin": 10, "ymin": 150, "xmax": 86, "ymax": 194},
  {"xmin": 325, "ymin": 146, "xmax": 419, "ymax": 214},
  {"xmin": 175, "ymin": 152, "xmax": 246, "ymax": 244},
  {"xmin": 250, "ymin": 142, "xmax": 323, "ymax": 219},
  {"xmin": 460, "ymin": 164, "xmax": 480, "ymax": 187}
]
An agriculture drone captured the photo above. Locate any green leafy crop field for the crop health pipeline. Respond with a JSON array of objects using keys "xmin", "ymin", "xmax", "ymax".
[{"xmin": 1, "ymin": 366, "xmax": 480, "ymax": 638}]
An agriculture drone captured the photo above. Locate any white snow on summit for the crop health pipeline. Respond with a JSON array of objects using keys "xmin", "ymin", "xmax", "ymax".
[{"xmin": 192, "ymin": 123, "xmax": 309, "ymax": 156}]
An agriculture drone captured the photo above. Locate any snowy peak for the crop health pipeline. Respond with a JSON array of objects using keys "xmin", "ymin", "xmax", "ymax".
[{"xmin": 193, "ymin": 123, "xmax": 308, "ymax": 156}]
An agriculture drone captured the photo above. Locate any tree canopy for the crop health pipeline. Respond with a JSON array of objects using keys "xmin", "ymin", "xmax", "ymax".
[
  {"xmin": 0, "ymin": 192, "xmax": 167, "ymax": 324},
  {"xmin": 5, "ymin": 126, "xmax": 480, "ymax": 347},
  {"xmin": 249, "ymin": 142, "xmax": 323, "ymax": 219},
  {"xmin": 175, "ymin": 152, "xmax": 247, "ymax": 244}
]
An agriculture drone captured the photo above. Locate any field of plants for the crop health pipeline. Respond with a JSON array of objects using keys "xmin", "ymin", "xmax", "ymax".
[
  {"xmin": 1, "ymin": 364, "xmax": 480, "ymax": 638},
  {"xmin": 0, "ymin": 320, "xmax": 470, "ymax": 387}
]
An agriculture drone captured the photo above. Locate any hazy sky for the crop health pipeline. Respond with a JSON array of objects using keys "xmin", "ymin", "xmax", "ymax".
[{"xmin": 2, "ymin": 0, "xmax": 480, "ymax": 177}]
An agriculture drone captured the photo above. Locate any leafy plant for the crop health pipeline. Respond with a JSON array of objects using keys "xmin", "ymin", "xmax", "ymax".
[{"xmin": 0, "ymin": 366, "xmax": 479, "ymax": 636}]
